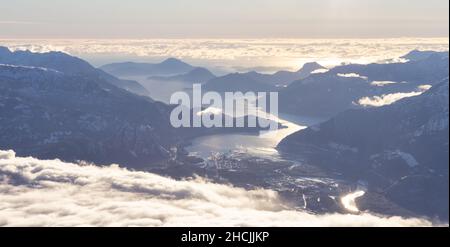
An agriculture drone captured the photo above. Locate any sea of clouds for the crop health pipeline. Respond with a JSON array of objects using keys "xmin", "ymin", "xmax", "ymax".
[
  {"xmin": 0, "ymin": 149, "xmax": 438, "ymax": 227},
  {"xmin": 0, "ymin": 38, "xmax": 448, "ymax": 73}
]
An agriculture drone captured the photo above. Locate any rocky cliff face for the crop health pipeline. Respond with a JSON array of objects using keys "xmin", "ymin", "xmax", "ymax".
[{"xmin": 100, "ymin": 58, "xmax": 194, "ymax": 77}]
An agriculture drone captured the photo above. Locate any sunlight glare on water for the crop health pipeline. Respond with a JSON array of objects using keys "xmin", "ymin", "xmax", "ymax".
[{"xmin": 341, "ymin": 191, "xmax": 366, "ymax": 213}]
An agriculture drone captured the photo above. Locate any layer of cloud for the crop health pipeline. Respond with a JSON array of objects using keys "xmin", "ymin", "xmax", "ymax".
[
  {"xmin": 337, "ymin": 73, "xmax": 368, "ymax": 80},
  {"xmin": 0, "ymin": 150, "xmax": 436, "ymax": 227},
  {"xmin": 0, "ymin": 38, "xmax": 448, "ymax": 71},
  {"xmin": 358, "ymin": 92, "xmax": 423, "ymax": 107},
  {"xmin": 357, "ymin": 85, "xmax": 432, "ymax": 107},
  {"xmin": 370, "ymin": 81, "xmax": 402, "ymax": 86}
]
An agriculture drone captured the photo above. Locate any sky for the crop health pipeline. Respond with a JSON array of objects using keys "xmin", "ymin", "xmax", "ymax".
[{"xmin": 0, "ymin": 0, "xmax": 449, "ymax": 38}]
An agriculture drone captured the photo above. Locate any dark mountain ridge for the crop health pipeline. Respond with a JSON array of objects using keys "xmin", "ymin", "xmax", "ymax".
[
  {"xmin": 0, "ymin": 46, "xmax": 149, "ymax": 96},
  {"xmin": 278, "ymin": 78, "xmax": 449, "ymax": 219},
  {"xmin": 279, "ymin": 51, "xmax": 449, "ymax": 118},
  {"xmin": 100, "ymin": 58, "xmax": 194, "ymax": 77}
]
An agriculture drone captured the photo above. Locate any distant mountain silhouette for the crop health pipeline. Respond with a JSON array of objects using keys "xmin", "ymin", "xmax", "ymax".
[
  {"xmin": 401, "ymin": 49, "xmax": 449, "ymax": 62},
  {"xmin": 0, "ymin": 46, "xmax": 149, "ymax": 96},
  {"xmin": 0, "ymin": 63, "xmax": 178, "ymax": 167},
  {"xmin": 278, "ymin": 78, "xmax": 449, "ymax": 220},
  {"xmin": 148, "ymin": 67, "xmax": 216, "ymax": 84},
  {"xmin": 243, "ymin": 62, "xmax": 325, "ymax": 87},
  {"xmin": 100, "ymin": 58, "xmax": 194, "ymax": 77},
  {"xmin": 200, "ymin": 62, "xmax": 324, "ymax": 94}
]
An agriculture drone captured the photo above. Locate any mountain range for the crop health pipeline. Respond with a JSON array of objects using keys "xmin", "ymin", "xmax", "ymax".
[
  {"xmin": 278, "ymin": 78, "xmax": 449, "ymax": 219},
  {"xmin": 0, "ymin": 48, "xmax": 275, "ymax": 168},
  {"xmin": 401, "ymin": 50, "xmax": 449, "ymax": 62},
  {"xmin": 329, "ymin": 51, "xmax": 449, "ymax": 84},
  {"xmin": 0, "ymin": 62, "xmax": 181, "ymax": 167},
  {"xmin": 100, "ymin": 58, "xmax": 194, "ymax": 77},
  {"xmin": 201, "ymin": 62, "xmax": 325, "ymax": 93},
  {"xmin": 1, "ymin": 45, "xmax": 449, "ymax": 220},
  {"xmin": 102, "ymin": 57, "xmax": 325, "ymax": 91},
  {"xmin": 148, "ymin": 67, "xmax": 216, "ymax": 84},
  {"xmin": 279, "ymin": 51, "xmax": 449, "ymax": 118}
]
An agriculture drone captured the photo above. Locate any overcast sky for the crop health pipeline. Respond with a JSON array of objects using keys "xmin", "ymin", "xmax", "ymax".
[{"xmin": 0, "ymin": 0, "xmax": 448, "ymax": 38}]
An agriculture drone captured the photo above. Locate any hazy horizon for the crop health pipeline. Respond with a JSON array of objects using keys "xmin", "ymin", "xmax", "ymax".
[
  {"xmin": 1, "ymin": 38, "xmax": 448, "ymax": 74},
  {"xmin": 0, "ymin": 0, "xmax": 449, "ymax": 39}
]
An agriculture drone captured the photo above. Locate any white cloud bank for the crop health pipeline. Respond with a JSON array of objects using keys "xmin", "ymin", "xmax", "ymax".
[
  {"xmin": 337, "ymin": 73, "xmax": 368, "ymax": 80},
  {"xmin": 0, "ymin": 38, "xmax": 448, "ymax": 71},
  {"xmin": 0, "ymin": 150, "xmax": 437, "ymax": 227},
  {"xmin": 358, "ymin": 85, "xmax": 432, "ymax": 107},
  {"xmin": 358, "ymin": 92, "xmax": 423, "ymax": 107}
]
